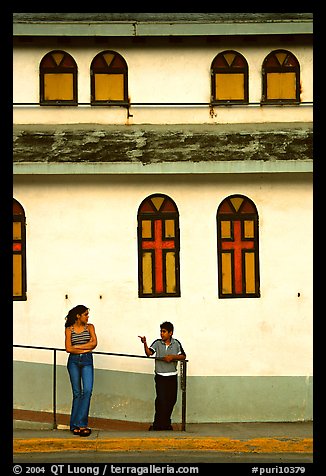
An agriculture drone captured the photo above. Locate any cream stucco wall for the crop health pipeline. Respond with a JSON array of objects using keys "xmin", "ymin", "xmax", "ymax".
[
  {"xmin": 13, "ymin": 37, "xmax": 312, "ymax": 125},
  {"xmin": 13, "ymin": 30, "xmax": 313, "ymax": 422},
  {"xmin": 13, "ymin": 173, "xmax": 313, "ymax": 379}
]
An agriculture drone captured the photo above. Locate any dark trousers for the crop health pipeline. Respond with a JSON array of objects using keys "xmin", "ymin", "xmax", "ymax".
[{"xmin": 153, "ymin": 374, "xmax": 178, "ymax": 429}]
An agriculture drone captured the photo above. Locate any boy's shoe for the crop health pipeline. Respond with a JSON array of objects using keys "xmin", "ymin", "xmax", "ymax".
[{"xmin": 148, "ymin": 424, "xmax": 173, "ymax": 431}]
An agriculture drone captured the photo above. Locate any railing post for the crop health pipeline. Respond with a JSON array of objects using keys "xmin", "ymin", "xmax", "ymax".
[
  {"xmin": 180, "ymin": 360, "xmax": 187, "ymax": 431},
  {"xmin": 14, "ymin": 345, "xmax": 189, "ymax": 432},
  {"xmin": 53, "ymin": 349, "xmax": 57, "ymax": 429}
]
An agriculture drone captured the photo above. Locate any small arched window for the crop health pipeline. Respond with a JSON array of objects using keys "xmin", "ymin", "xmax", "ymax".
[
  {"xmin": 13, "ymin": 199, "xmax": 27, "ymax": 300},
  {"xmin": 91, "ymin": 50, "xmax": 128, "ymax": 104},
  {"xmin": 217, "ymin": 195, "xmax": 260, "ymax": 298},
  {"xmin": 211, "ymin": 50, "xmax": 248, "ymax": 104},
  {"xmin": 137, "ymin": 194, "xmax": 180, "ymax": 298},
  {"xmin": 262, "ymin": 49, "xmax": 300, "ymax": 103},
  {"xmin": 40, "ymin": 50, "xmax": 77, "ymax": 105}
]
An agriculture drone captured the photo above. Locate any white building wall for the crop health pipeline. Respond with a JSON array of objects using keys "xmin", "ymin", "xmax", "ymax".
[
  {"xmin": 13, "ymin": 173, "xmax": 313, "ymax": 378},
  {"xmin": 13, "ymin": 29, "xmax": 313, "ymax": 422},
  {"xmin": 13, "ymin": 39, "xmax": 312, "ymax": 125}
]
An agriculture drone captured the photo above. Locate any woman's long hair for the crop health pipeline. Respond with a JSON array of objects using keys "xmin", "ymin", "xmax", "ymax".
[{"xmin": 65, "ymin": 305, "xmax": 89, "ymax": 328}]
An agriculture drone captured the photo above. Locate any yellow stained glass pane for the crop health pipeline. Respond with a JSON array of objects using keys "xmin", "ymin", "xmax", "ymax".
[
  {"xmin": 165, "ymin": 220, "xmax": 175, "ymax": 238},
  {"xmin": 266, "ymin": 72, "xmax": 296, "ymax": 100},
  {"xmin": 244, "ymin": 220, "xmax": 254, "ymax": 238},
  {"xmin": 103, "ymin": 52, "xmax": 115, "ymax": 67},
  {"xmin": 215, "ymin": 73, "xmax": 244, "ymax": 100},
  {"xmin": 52, "ymin": 52, "xmax": 64, "ymax": 66},
  {"xmin": 44, "ymin": 73, "xmax": 74, "ymax": 100},
  {"xmin": 221, "ymin": 252, "xmax": 232, "ymax": 294},
  {"xmin": 275, "ymin": 52, "xmax": 287, "ymax": 66},
  {"xmin": 151, "ymin": 196, "xmax": 165, "ymax": 211},
  {"xmin": 94, "ymin": 74, "xmax": 124, "ymax": 101},
  {"xmin": 142, "ymin": 220, "xmax": 152, "ymax": 239},
  {"xmin": 245, "ymin": 252, "xmax": 256, "ymax": 293},
  {"xmin": 221, "ymin": 221, "xmax": 231, "ymax": 239},
  {"xmin": 166, "ymin": 252, "xmax": 176, "ymax": 293},
  {"xmin": 224, "ymin": 52, "xmax": 236, "ymax": 66},
  {"xmin": 13, "ymin": 254, "xmax": 22, "ymax": 297},
  {"xmin": 230, "ymin": 197, "xmax": 243, "ymax": 212},
  {"xmin": 142, "ymin": 252, "xmax": 153, "ymax": 294},
  {"xmin": 13, "ymin": 222, "xmax": 22, "ymax": 240}
]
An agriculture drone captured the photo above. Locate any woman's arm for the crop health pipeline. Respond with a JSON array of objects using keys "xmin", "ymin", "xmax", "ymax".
[
  {"xmin": 73, "ymin": 324, "xmax": 98, "ymax": 352},
  {"xmin": 65, "ymin": 327, "xmax": 81, "ymax": 354},
  {"xmin": 65, "ymin": 325, "xmax": 98, "ymax": 354}
]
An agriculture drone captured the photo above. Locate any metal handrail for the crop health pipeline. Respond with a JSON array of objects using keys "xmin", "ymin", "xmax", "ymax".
[
  {"xmin": 13, "ymin": 344, "xmax": 188, "ymax": 431},
  {"xmin": 13, "ymin": 101, "xmax": 313, "ymax": 107}
]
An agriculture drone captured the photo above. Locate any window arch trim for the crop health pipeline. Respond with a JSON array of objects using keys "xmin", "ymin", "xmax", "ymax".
[
  {"xmin": 90, "ymin": 50, "xmax": 128, "ymax": 105},
  {"xmin": 211, "ymin": 50, "xmax": 249, "ymax": 104},
  {"xmin": 40, "ymin": 50, "xmax": 78, "ymax": 105},
  {"xmin": 261, "ymin": 49, "xmax": 300, "ymax": 103},
  {"xmin": 217, "ymin": 194, "xmax": 260, "ymax": 298},
  {"xmin": 137, "ymin": 194, "xmax": 180, "ymax": 298},
  {"xmin": 13, "ymin": 199, "xmax": 27, "ymax": 301}
]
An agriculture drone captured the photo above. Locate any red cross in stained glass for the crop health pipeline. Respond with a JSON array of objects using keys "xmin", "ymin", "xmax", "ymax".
[
  {"xmin": 142, "ymin": 219, "xmax": 175, "ymax": 293},
  {"xmin": 221, "ymin": 220, "xmax": 254, "ymax": 294}
]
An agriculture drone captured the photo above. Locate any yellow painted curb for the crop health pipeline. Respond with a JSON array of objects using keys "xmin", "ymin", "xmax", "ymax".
[{"xmin": 14, "ymin": 437, "xmax": 313, "ymax": 454}]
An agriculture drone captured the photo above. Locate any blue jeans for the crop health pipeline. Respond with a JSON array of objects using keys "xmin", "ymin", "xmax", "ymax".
[{"xmin": 67, "ymin": 353, "xmax": 94, "ymax": 430}]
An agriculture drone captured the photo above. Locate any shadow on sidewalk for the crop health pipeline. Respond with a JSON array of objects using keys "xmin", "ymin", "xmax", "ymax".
[{"xmin": 13, "ymin": 409, "xmax": 185, "ymax": 431}]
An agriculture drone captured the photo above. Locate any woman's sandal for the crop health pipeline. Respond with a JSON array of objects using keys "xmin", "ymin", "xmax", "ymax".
[
  {"xmin": 72, "ymin": 428, "xmax": 81, "ymax": 435},
  {"xmin": 79, "ymin": 427, "xmax": 92, "ymax": 437}
]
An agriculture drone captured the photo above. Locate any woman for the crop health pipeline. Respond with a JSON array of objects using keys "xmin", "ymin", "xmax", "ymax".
[{"xmin": 65, "ymin": 305, "xmax": 97, "ymax": 437}]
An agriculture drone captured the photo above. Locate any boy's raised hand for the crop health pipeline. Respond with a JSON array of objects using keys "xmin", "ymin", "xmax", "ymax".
[{"xmin": 138, "ymin": 335, "xmax": 147, "ymax": 344}]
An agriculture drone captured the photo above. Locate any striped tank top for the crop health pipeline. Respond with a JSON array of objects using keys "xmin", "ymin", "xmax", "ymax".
[{"xmin": 71, "ymin": 325, "xmax": 91, "ymax": 346}]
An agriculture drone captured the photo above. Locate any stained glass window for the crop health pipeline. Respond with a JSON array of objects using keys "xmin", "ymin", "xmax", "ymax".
[
  {"xmin": 13, "ymin": 199, "xmax": 27, "ymax": 300},
  {"xmin": 262, "ymin": 50, "xmax": 300, "ymax": 103},
  {"xmin": 40, "ymin": 50, "xmax": 77, "ymax": 105},
  {"xmin": 217, "ymin": 195, "xmax": 260, "ymax": 298},
  {"xmin": 91, "ymin": 51, "xmax": 128, "ymax": 104},
  {"xmin": 138, "ymin": 194, "xmax": 180, "ymax": 298},
  {"xmin": 211, "ymin": 50, "xmax": 248, "ymax": 104}
]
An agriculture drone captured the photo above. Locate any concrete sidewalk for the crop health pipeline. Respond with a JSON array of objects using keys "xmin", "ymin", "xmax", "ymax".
[{"xmin": 13, "ymin": 413, "xmax": 313, "ymax": 455}]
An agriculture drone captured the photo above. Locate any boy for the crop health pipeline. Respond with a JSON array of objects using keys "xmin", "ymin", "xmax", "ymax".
[{"xmin": 138, "ymin": 321, "xmax": 186, "ymax": 431}]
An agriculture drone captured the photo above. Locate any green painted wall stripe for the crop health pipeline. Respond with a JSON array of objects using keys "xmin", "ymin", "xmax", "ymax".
[
  {"xmin": 13, "ymin": 22, "xmax": 313, "ymax": 37},
  {"xmin": 13, "ymin": 361, "xmax": 312, "ymax": 423},
  {"xmin": 13, "ymin": 160, "xmax": 312, "ymax": 175}
]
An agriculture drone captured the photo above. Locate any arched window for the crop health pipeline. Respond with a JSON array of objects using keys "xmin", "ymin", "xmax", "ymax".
[
  {"xmin": 262, "ymin": 49, "xmax": 300, "ymax": 103},
  {"xmin": 211, "ymin": 50, "xmax": 248, "ymax": 104},
  {"xmin": 13, "ymin": 199, "xmax": 27, "ymax": 300},
  {"xmin": 91, "ymin": 50, "xmax": 128, "ymax": 104},
  {"xmin": 137, "ymin": 194, "xmax": 180, "ymax": 298},
  {"xmin": 40, "ymin": 50, "xmax": 77, "ymax": 105},
  {"xmin": 217, "ymin": 195, "xmax": 260, "ymax": 298}
]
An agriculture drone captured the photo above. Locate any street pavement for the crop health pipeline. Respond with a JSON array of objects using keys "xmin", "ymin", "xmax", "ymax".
[{"xmin": 13, "ymin": 418, "xmax": 313, "ymax": 465}]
